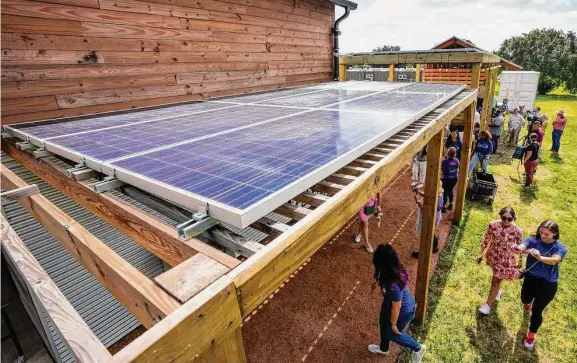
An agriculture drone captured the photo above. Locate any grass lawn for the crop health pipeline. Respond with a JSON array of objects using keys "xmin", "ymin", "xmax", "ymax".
[{"xmin": 406, "ymin": 90, "xmax": 577, "ymax": 362}]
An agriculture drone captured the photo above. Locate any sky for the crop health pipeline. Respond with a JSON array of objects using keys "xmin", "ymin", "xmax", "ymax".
[{"xmin": 336, "ymin": 0, "xmax": 577, "ymax": 53}]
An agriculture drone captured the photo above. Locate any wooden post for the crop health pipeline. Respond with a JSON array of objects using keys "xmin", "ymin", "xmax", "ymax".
[
  {"xmin": 470, "ymin": 63, "xmax": 481, "ymax": 89},
  {"xmin": 486, "ymin": 69, "xmax": 498, "ymax": 115},
  {"xmin": 388, "ymin": 64, "xmax": 395, "ymax": 82},
  {"xmin": 480, "ymin": 68, "xmax": 493, "ymax": 131},
  {"xmin": 415, "ymin": 64, "xmax": 421, "ymax": 82},
  {"xmin": 414, "ymin": 128, "xmax": 444, "ymax": 322},
  {"xmin": 452, "ymin": 103, "xmax": 475, "ymax": 224},
  {"xmin": 338, "ymin": 62, "xmax": 347, "ymax": 82}
]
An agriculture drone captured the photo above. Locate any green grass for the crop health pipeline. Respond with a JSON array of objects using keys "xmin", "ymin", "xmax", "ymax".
[{"xmin": 404, "ymin": 90, "xmax": 577, "ymax": 363}]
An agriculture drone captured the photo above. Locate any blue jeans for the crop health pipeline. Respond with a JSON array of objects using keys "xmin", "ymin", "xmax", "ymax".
[
  {"xmin": 468, "ymin": 152, "xmax": 489, "ymax": 175},
  {"xmin": 491, "ymin": 134, "xmax": 500, "ymax": 153},
  {"xmin": 379, "ymin": 301, "xmax": 421, "ymax": 352},
  {"xmin": 552, "ymin": 129, "xmax": 563, "ymax": 152}
]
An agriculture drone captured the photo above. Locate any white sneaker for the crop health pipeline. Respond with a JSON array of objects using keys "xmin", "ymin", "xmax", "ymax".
[
  {"xmin": 368, "ymin": 344, "xmax": 389, "ymax": 355},
  {"xmin": 412, "ymin": 345, "xmax": 427, "ymax": 363},
  {"xmin": 496, "ymin": 289, "xmax": 503, "ymax": 301},
  {"xmin": 354, "ymin": 234, "xmax": 361, "ymax": 243},
  {"xmin": 478, "ymin": 304, "xmax": 491, "ymax": 315}
]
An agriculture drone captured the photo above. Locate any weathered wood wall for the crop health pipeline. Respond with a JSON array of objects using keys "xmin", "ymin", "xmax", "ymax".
[
  {"xmin": 1, "ymin": 0, "xmax": 334, "ymax": 124},
  {"xmin": 423, "ymin": 67, "xmax": 487, "ymax": 88}
]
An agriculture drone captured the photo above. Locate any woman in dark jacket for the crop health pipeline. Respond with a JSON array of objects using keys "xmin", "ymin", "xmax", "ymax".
[
  {"xmin": 468, "ymin": 130, "xmax": 493, "ymax": 175},
  {"xmin": 368, "ymin": 244, "xmax": 427, "ymax": 362},
  {"xmin": 523, "ymin": 133, "xmax": 540, "ymax": 188}
]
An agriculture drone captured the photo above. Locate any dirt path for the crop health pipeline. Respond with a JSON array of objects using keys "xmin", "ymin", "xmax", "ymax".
[{"xmin": 242, "ymin": 167, "xmax": 454, "ymax": 363}]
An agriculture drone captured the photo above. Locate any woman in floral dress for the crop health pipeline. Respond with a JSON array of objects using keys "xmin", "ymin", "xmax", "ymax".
[{"xmin": 477, "ymin": 206, "xmax": 524, "ymax": 315}]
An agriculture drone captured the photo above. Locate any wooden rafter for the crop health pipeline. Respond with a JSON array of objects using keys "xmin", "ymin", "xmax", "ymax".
[
  {"xmin": 1, "ymin": 216, "xmax": 112, "ymax": 363},
  {"xmin": 1, "ymin": 141, "xmax": 240, "ymax": 269},
  {"xmin": 1, "ymin": 164, "xmax": 181, "ymax": 328},
  {"xmin": 339, "ymin": 51, "xmax": 502, "ymax": 66}
]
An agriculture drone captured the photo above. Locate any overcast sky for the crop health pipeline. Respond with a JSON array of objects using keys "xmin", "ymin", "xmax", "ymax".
[{"xmin": 336, "ymin": 0, "xmax": 577, "ymax": 53}]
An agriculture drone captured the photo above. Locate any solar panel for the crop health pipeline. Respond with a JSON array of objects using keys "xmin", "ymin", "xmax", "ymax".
[{"xmin": 5, "ymin": 81, "xmax": 465, "ymax": 227}]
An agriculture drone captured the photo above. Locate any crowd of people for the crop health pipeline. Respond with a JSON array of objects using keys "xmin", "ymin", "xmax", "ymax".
[{"xmin": 353, "ymin": 98, "xmax": 569, "ymax": 360}]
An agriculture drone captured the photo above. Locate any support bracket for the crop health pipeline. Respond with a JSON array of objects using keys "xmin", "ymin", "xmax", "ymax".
[
  {"xmin": 15, "ymin": 142, "xmax": 32, "ymax": 151},
  {"xmin": 32, "ymin": 148, "xmax": 53, "ymax": 159},
  {"xmin": 177, "ymin": 212, "xmax": 220, "ymax": 240},
  {"xmin": 66, "ymin": 166, "xmax": 97, "ymax": 181},
  {"xmin": 92, "ymin": 177, "xmax": 125, "ymax": 193}
]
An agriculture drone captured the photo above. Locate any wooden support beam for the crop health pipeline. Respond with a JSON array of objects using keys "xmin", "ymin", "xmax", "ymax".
[
  {"xmin": 363, "ymin": 152, "xmax": 387, "ymax": 162},
  {"xmin": 0, "ymin": 184, "xmax": 39, "ymax": 204},
  {"xmin": 310, "ymin": 180, "xmax": 343, "ymax": 196},
  {"xmin": 415, "ymin": 128, "xmax": 444, "ymax": 322},
  {"xmin": 325, "ymin": 173, "xmax": 356, "ymax": 185},
  {"xmin": 0, "ymin": 216, "xmax": 111, "ymax": 363},
  {"xmin": 453, "ymin": 103, "xmax": 475, "ymax": 224},
  {"xmin": 1, "ymin": 142, "xmax": 239, "ymax": 269},
  {"xmin": 0, "ymin": 165, "xmax": 181, "ymax": 328},
  {"xmin": 415, "ymin": 64, "xmax": 421, "ymax": 82},
  {"xmin": 338, "ymin": 62, "xmax": 346, "ymax": 81},
  {"xmin": 350, "ymin": 158, "xmax": 377, "ymax": 169},
  {"xmin": 228, "ymin": 90, "xmax": 478, "ymax": 317},
  {"xmin": 275, "ymin": 203, "xmax": 312, "ymax": 221},
  {"xmin": 338, "ymin": 165, "xmax": 367, "ymax": 177},
  {"xmin": 108, "ymin": 277, "xmax": 246, "ymax": 363},
  {"xmin": 292, "ymin": 192, "xmax": 330, "ymax": 207},
  {"xmin": 154, "ymin": 254, "xmax": 230, "ymax": 303},
  {"xmin": 388, "ymin": 64, "xmax": 394, "ymax": 82},
  {"xmin": 470, "ymin": 63, "xmax": 481, "ymax": 89},
  {"xmin": 340, "ymin": 52, "xmax": 502, "ymax": 65}
]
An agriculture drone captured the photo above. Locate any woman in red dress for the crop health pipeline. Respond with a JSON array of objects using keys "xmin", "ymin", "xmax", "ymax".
[{"xmin": 477, "ymin": 206, "xmax": 524, "ymax": 315}]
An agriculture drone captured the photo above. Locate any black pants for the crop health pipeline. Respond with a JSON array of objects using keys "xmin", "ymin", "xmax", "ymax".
[
  {"xmin": 441, "ymin": 178, "xmax": 458, "ymax": 206},
  {"xmin": 521, "ymin": 274, "xmax": 558, "ymax": 333}
]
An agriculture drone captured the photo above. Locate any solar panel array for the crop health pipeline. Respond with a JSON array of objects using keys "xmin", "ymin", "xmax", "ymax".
[{"xmin": 6, "ymin": 81, "xmax": 464, "ymax": 227}]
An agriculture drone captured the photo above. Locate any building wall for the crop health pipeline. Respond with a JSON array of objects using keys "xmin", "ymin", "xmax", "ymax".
[{"xmin": 1, "ymin": 0, "xmax": 334, "ymax": 124}]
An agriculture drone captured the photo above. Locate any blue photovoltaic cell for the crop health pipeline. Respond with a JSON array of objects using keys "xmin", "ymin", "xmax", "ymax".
[
  {"xmin": 259, "ymin": 89, "xmax": 377, "ymax": 108},
  {"xmin": 221, "ymin": 87, "xmax": 323, "ymax": 104},
  {"xmin": 13, "ymin": 102, "xmax": 230, "ymax": 139},
  {"xmin": 48, "ymin": 105, "xmax": 301, "ymax": 161},
  {"xmin": 395, "ymin": 83, "xmax": 464, "ymax": 94},
  {"xmin": 324, "ymin": 92, "xmax": 446, "ymax": 114},
  {"xmin": 112, "ymin": 110, "xmax": 406, "ymax": 210}
]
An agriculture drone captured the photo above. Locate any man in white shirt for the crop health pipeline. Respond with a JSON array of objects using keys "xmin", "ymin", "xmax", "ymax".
[
  {"xmin": 507, "ymin": 108, "xmax": 525, "ymax": 146},
  {"xmin": 474, "ymin": 109, "xmax": 481, "ymax": 124}
]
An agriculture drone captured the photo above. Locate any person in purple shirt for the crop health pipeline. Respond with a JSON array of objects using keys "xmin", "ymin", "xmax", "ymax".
[
  {"xmin": 516, "ymin": 220, "xmax": 567, "ymax": 350},
  {"xmin": 441, "ymin": 147, "xmax": 460, "ymax": 213},
  {"xmin": 368, "ymin": 244, "xmax": 427, "ymax": 362}
]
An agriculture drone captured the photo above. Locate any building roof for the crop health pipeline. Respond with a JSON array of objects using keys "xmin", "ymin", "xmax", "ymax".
[
  {"xmin": 327, "ymin": 0, "xmax": 357, "ymax": 10},
  {"xmin": 432, "ymin": 36, "xmax": 522, "ymax": 70}
]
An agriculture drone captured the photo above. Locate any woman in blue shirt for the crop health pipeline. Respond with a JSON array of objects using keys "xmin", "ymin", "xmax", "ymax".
[
  {"xmin": 516, "ymin": 220, "xmax": 567, "ymax": 350},
  {"xmin": 444, "ymin": 130, "xmax": 463, "ymax": 160},
  {"xmin": 468, "ymin": 130, "xmax": 493, "ymax": 175},
  {"xmin": 368, "ymin": 244, "xmax": 426, "ymax": 362}
]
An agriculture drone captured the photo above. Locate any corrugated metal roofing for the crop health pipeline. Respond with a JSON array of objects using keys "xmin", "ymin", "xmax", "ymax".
[{"xmin": 1, "ymin": 153, "xmax": 166, "ymax": 360}]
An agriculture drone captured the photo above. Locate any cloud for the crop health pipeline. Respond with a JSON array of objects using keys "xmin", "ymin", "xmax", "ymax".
[{"xmin": 336, "ymin": 0, "xmax": 577, "ymax": 53}]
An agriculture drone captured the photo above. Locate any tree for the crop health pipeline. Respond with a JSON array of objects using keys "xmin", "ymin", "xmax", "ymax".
[
  {"xmin": 567, "ymin": 31, "xmax": 576, "ymax": 54},
  {"xmin": 564, "ymin": 54, "xmax": 577, "ymax": 94},
  {"xmin": 373, "ymin": 45, "xmax": 401, "ymax": 52},
  {"xmin": 496, "ymin": 29, "xmax": 572, "ymax": 94}
]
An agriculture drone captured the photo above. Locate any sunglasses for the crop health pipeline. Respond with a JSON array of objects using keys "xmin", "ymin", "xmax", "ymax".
[{"xmin": 501, "ymin": 216, "xmax": 514, "ymax": 222}]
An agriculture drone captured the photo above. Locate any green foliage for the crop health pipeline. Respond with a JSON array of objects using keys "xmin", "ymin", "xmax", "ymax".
[
  {"xmin": 564, "ymin": 54, "xmax": 577, "ymax": 94},
  {"xmin": 372, "ymin": 45, "xmax": 401, "ymax": 52},
  {"xmin": 496, "ymin": 29, "xmax": 575, "ymax": 94}
]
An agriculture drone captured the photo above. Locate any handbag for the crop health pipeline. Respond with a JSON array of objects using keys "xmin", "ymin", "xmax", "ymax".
[{"xmin": 364, "ymin": 204, "xmax": 376, "ymax": 216}]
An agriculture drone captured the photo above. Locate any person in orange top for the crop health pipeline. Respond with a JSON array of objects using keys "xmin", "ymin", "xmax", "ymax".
[
  {"xmin": 477, "ymin": 206, "xmax": 524, "ymax": 315},
  {"xmin": 551, "ymin": 110, "xmax": 567, "ymax": 154}
]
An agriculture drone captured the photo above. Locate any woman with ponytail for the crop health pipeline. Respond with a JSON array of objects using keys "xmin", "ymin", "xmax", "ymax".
[{"xmin": 368, "ymin": 244, "xmax": 426, "ymax": 363}]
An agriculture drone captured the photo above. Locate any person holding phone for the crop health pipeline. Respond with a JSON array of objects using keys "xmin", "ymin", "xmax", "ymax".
[
  {"xmin": 515, "ymin": 220, "xmax": 567, "ymax": 349},
  {"xmin": 368, "ymin": 244, "xmax": 427, "ymax": 362},
  {"xmin": 477, "ymin": 207, "xmax": 523, "ymax": 315},
  {"xmin": 354, "ymin": 193, "xmax": 382, "ymax": 253}
]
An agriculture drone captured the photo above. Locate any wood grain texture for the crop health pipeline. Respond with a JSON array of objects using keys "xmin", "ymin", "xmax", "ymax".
[
  {"xmin": 414, "ymin": 128, "xmax": 444, "ymax": 322},
  {"xmin": 1, "ymin": 0, "xmax": 334, "ymax": 122},
  {"xmin": 0, "ymin": 216, "xmax": 111, "ymax": 363},
  {"xmin": 1, "ymin": 165, "xmax": 182, "ymax": 328},
  {"xmin": 453, "ymin": 103, "xmax": 475, "ymax": 224},
  {"xmin": 1, "ymin": 142, "xmax": 240, "ymax": 269},
  {"xmin": 107, "ymin": 277, "xmax": 245, "ymax": 363},
  {"xmin": 227, "ymin": 91, "xmax": 478, "ymax": 317},
  {"xmin": 155, "ymin": 254, "xmax": 230, "ymax": 303}
]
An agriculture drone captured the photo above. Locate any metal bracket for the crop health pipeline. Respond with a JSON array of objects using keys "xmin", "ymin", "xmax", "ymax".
[
  {"xmin": 32, "ymin": 148, "xmax": 53, "ymax": 159},
  {"xmin": 1, "ymin": 185, "xmax": 40, "ymax": 205},
  {"xmin": 92, "ymin": 177, "xmax": 125, "ymax": 193},
  {"xmin": 66, "ymin": 166, "xmax": 96, "ymax": 181},
  {"xmin": 15, "ymin": 142, "xmax": 32, "ymax": 151},
  {"xmin": 177, "ymin": 212, "xmax": 220, "ymax": 240},
  {"xmin": 1, "ymin": 132, "xmax": 11, "ymax": 139}
]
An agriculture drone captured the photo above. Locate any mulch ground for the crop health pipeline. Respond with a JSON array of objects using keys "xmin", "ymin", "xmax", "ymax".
[{"xmin": 242, "ymin": 165, "xmax": 454, "ymax": 363}]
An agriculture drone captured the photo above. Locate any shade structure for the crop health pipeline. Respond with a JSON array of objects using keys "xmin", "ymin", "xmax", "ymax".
[{"xmin": 6, "ymin": 81, "xmax": 464, "ymax": 227}]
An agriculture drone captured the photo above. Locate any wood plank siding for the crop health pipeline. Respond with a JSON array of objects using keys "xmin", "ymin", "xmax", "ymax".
[{"xmin": 1, "ymin": 0, "xmax": 335, "ymax": 124}]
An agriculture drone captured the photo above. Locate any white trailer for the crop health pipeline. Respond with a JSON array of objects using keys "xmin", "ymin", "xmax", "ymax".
[{"xmin": 498, "ymin": 71, "xmax": 540, "ymax": 110}]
